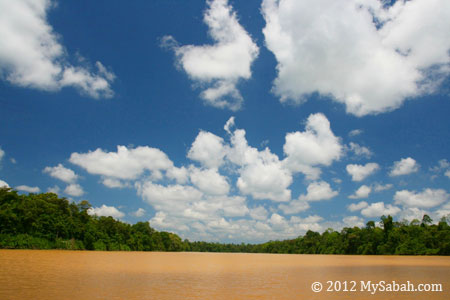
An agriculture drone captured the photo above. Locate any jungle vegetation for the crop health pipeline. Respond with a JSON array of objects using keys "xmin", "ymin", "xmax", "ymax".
[{"xmin": 0, "ymin": 188, "xmax": 449, "ymax": 255}]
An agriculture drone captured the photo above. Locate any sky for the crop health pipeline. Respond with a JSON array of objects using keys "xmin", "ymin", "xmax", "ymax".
[{"xmin": 0, "ymin": 0, "xmax": 449, "ymax": 243}]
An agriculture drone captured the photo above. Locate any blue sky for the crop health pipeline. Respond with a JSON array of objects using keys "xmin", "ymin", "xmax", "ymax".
[{"xmin": 0, "ymin": 0, "xmax": 449, "ymax": 242}]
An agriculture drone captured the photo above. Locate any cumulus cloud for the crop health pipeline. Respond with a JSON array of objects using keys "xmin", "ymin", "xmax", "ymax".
[
  {"xmin": 398, "ymin": 207, "xmax": 429, "ymax": 222},
  {"xmin": 236, "ymin": 151, "xmax": 292, "ymax": 202},
  {"xmin": 261, "ymin": 0, "xmax": 450, "ymax": 116},
  {"xmin": 349, "ymin": 185, "xmax": 372, "ymax": 199},
  {"xmin": 373, "ymin": 183, "xmax": 393, "ymax": 192},
  {"xmin": 435, "ymin": 202, "xmax": 450, "ymax": 219},
  {"xmin": 361, "ymin": 202, "xmax": 401, "ymax": 218},
  {"xmin": 43, "ymin": 164, "xmax": 78, "ymax": 183},
  {"xmin": 348, "ymin": 142, "xmax": 373, "ymax": 158},
  {"xmin": 0, "ymin": 147, "xmax": 4, "ymax": 162},
  {"xmin": 283, "ymin": 113, "xmax": 343, "ymax": 179},
  {"xmin": 279, "ymin": 181, "xmax": 337, "ymax": 215},
  {"xmin": 348, "ymin": 201, "xmax": 369, "ymax": 212},
  {"xmin": 269, "ymin": 213, "xmax": 288, "ymax": 231},
  {"xmin": 430, "ymin": 159, "xmax": 450, "ymax": 172},
  {"xmin": 70, "ymin": 146, "xmax": 173, "ymax": 181},
  {"xmin": 348, "ymin": 129, "xmax": 363, "ymax": 137},
  {"xmin": 343, "ymin": 216, "xmax": 365, "ymax": 228},
  {"xmin": 394, "ymin": 188, "xmax": 449, "ymax": 208},
  {"xmin": 88, "ymin": 205, "xmax": 125, "ymax": 219},
  {"xmin": 188, "ymin": 131, "xmax": 226, "ymax": 169},
  {"xmin": 64, "ymin": 183, "xmax": 84, "ymax": 197},
  {"xmin": 61, "ymin": 114, "xmax": 347, "ymax": 241},
  {"xmin": 15, "ymin": 185, "xmax": 40, "ymax": 193},
  {"xmin": 430, "ymin": 159, "xmax": 450, "ymax": 179},
  {"xmin": 163, "ymin": 0, "xmax": 259, "ymax": 110},
  {"xmin": 346, "ymin": 163, "xmax": 379, "ymax": 181},
  {"xmin": 189, "ymin": 167, "xmax": 230, "ymax": 195},
  {"xmin": 249, "ymin": 206, "xmax": 269, "ymax": 221},
  {"xmin": 101, "ymin": 178, "xmax": 128, "ymax": 189},
  {"xmin": 136, "ymin": 181, "xmax": 203, "ymax": 214},
  {"xmin": 47, "ymin": 185, "xmax": 60, "ymax": 194},
  {"xmin": 226, "ymin": 120, "xmax": 293, "ymax": 202},
  {"xmin": 289, "ymin": 215, "xmax": 324, "ymax": 233},
  {"xmin": 389, "ymin": 157, "xmax": 419, "ymax": 176},
  {"xmin": 299, "ymin": 181, "xmax": 338, "ymax": 202},
  {"xmin": 132, "ymin": 208, "xmax": 146, "ymax": 218},
  {"xmin": 0, "ymin": 180, "xmax": 10, "ymax": 188},
  {"xmin": 0, "ymin": 0, "xmax": 115, "ymax": 98},
  {"xmin": 278, "ymin": 200, "xmax": 310, "ymax": 215},
  {"xmin": 166, "ymin": 166, "xmax": 189, "ymax": 184}
]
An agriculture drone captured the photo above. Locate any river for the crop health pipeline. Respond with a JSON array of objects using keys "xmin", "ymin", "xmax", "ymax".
[{"xmin": 0, "ymin": 250, "xmax": 448, "ymax": 299}]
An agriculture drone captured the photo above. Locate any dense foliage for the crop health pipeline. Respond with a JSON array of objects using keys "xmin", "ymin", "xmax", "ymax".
[{"xmin": 1, "ymin": 188, "xmax": 449, "ymax": 255}]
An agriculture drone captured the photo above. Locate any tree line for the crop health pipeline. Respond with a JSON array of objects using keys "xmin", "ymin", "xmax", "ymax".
[{"xmin": 0, "ymin": 188, "xmax": 449, "ymax": 255}]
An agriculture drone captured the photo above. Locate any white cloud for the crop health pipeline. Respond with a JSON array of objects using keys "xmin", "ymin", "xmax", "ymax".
[
  {"xmin": 189, "ymin": 167, "xmax": 230, "ymax": 195},
  {"xmin": 430, "ymin": 159, "xmax": 450, "ymax": 172},
  {"xmin": 166, "ymin": 166, "xmax": 189, "ymax": 184},
  {"xmin": 51, "ymin": 115, "xmax": 400, "ymax": 241},
  {"xmin": 188, "ymin": 131, "xmax": 226, "ymax": 169},
  {"xmin": 348, "ymin": 201, "xmax": 369, "ymax": 212},
  {"xmin": 0, "ymin": 147, "xmax": 4, "ymax": 162},
  {"xmin": 333, "ymin": 178, "xmax": 343, "ymax": 184},
  {"xmin": 88, "ymin": 205, "xmax": 125, "ymax": 219},
  {"xmin": 389, "ymin": 157, "xmax": 419, "ymax": 176},
  {"xmin": 163, "ymin": 0, "xmax": 259, "ymax": 110},
  {"xmin": 249, "ymin": 206, "xmax": 269, "ymax": 221},
  {"xmin": 132, "ymin": 208, "xmax": 146, "ymax": 218},
  {"xmin": 394, "ymin": 188, "xmax": 449, "ymax": 208},
  {"xmin": 373, "ymin": 183, "xmax": 393, "ymax": 192},
  {"xmin": 346, "ymin": 163, "xmax": 379, "ymax": 181},
  {"xmin": 64, "ymin": 183, "xmax": 84, "ymax": 197},
  {"xmin": 0, "ymin": 0, "xmax": 115, "ymax": 98},
  {"xmin": 361, "ymin": 202, "xmax": 401, "ymax": 218},
  {"xmin": 348, "ymin": 142, "xmax": 373, "ymax": 158},
  {"xmin": 225, "ymin": 120, "xmax": 293, "ymax": 202},
  {"xmin": 289, "ymin": 215, "xmax": 324, "ymax": 233},
  {"xmin": 0, "ymin": 180, "xmax": 9, "ymax": 188},
  {"xmin": 269, "ymin": 213, "xmax": 288, "ymax": 230},
  {"xmin": 47, "ymin": 185, "xmax": 60, "ymax": 194},
  {"xmin": 398, "ymin": 207, "xmax": 429, "ymax": 222},
  {"xmin": 430, "ymin": 159, "xmax": 450, "ymax": 179},
  {"xmin": 348, "ymin": 129, "xmax": 363, "ymax": 137},
  {"xmin": 207, "ymin": 195, "xmax": 249, "ymax": 218},
  {"xmin": 15, "ymin": 185, "xmax": 40, "ymax": 193},
  {"xmin": 101, "ymin": 178, "xmax": 128, "ymax": 189},
  {"xmin": 343, "ymin": 216, "xmax": 365, "ymax": 228},
  {"xmin": 236, "ymin": 151, "xmax": 292, "ymax": 202},
  {"xmin": 136, "ymin": 181, "xmax": 203, "ymax": 214},
  {"xmin": 435, "ymin": 202, "xmax": 450, "ymax": 219},
  {"xmin": 70, "ymin": 146, "xmax": 173, "ymax": 180},
  {"xmin": 261, "ymin": 0, "xmax": 450, "ymax": 116},
  {"xmin": 298, "ymin": 181, "xmax": 338, "ymax": 202},
  {"xmin": 278, "ymin": 200, "xmax": 310, "ymax": 215},
  {"xmin": 43, "ymin": 164, "xmax": 78, "ymax": 183},
  {"xmin": 150, "ymin": 211, "xmax": 180, "ymax": 230},
  {"xmin": 349, "ymin": 185, "xmax": 372, "ymax": 199},
  {"xmin": 283, "ymin": 113, "xmax": 343, "ymax": 179}
]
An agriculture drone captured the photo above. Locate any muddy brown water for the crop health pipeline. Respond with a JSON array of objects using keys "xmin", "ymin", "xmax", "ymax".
[{"xmin": 0, "ymin": 250, "xmax": 448, "ymax": 299}]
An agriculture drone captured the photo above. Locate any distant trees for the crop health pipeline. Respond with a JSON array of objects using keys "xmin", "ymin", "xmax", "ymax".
[
  {"xmin": 0, "ymin": 188, "xmax": 189, "ymax": 251},
  {"xmin": 0, "ymin": 188, "xmax": 449, "ymax": 255}
]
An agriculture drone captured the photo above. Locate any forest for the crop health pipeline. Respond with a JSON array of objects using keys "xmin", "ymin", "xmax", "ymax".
[{"xmin": 0, "ymin": 188, "xmax": 449, "ymax": 255}]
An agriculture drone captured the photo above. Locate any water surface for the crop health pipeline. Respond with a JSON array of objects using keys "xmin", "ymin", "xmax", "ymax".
[{"xmin": 0, "ymin": 250, "xmax": 448, "ymax": 299}]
